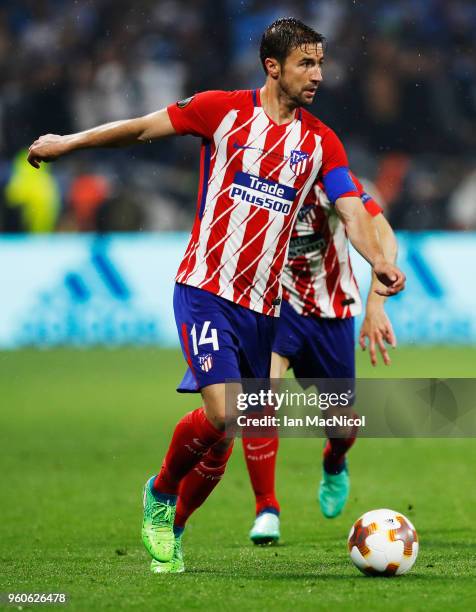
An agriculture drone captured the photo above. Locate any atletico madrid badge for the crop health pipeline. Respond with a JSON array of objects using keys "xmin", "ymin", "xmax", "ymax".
[
  {"xmin": 199, "ymin": 353, "xmax": 213, "ymax": 372},
  {"xmin": 289, "ymin": 149, "xmax": 310, "ymax": 176}
]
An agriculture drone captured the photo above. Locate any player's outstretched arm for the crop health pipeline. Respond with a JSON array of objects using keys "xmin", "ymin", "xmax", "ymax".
[
  {"xmin": 27, "ymin": 108, "xmax": 176, "ymax": 168},
  {"xmin": 359, "ymin": 214, "xmax": 398, "ymax": 366},
  {"xmin": 335, "ymin": 196, "xmax": 405, "ymax": 297}
]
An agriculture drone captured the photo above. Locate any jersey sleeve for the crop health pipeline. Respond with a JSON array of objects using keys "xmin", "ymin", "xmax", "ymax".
[
  {"xmin": 167, "ymin": 91, "xmax": 228, "ymax": 140},
  {"xmin": 349, "ymin": 171, "xmax": 383, "ymax": 217},
  {"xmin": 320, "ymin": 128, "xmax": 360, "ymax": 203}
]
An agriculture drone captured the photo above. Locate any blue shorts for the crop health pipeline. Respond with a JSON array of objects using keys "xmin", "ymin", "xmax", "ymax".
[
  {"xmin": 174, "ymin": 283, "xmax": 277, "ymax": 393},
  {"xmin": 273, "ymin": 299, "xmax": 355, "ymax": 392}
]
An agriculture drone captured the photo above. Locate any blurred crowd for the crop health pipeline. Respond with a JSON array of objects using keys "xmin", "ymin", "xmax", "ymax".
[{"xmin": 0, "ymin": 0, "xmax": 475, "ymax": 233}]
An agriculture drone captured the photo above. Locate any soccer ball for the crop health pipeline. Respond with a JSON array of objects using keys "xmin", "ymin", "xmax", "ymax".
[{"xmin": 348, "ymin": 509, "xmax": 419, "ymax": 576}]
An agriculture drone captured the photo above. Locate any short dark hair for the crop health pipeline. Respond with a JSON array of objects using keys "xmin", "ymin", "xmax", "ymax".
[{"xmin": 260, "ymin": 17, "xmax": 325, "ymax": 74}]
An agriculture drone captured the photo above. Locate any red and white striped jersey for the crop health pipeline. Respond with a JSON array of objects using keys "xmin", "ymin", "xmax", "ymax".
[
  {"xmin": 167, "ymin": 89, "xmax": 358, "ymax": 316},
  {"xmin": 282, "ymin": 173, "xmax": 383, "ymax": 319}
]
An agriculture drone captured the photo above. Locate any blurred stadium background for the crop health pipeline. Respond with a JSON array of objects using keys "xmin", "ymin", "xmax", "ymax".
[
  {"xmin": 0, "ymin": 0, "xmax": 475, "ymax": 348},
  {"xmin": 1, "ymin": 2, "xmax": 476, "ymax": 607}
]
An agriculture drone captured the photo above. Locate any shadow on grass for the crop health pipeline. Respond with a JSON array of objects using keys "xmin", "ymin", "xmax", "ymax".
[{"xmin": 184, "ymin": 568, "xmax": 461, "ymax": 581}]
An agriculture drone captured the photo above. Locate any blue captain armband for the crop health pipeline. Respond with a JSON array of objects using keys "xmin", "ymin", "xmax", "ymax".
[{"xmin": 322, "ymin": 167, "xmax": 359, "ymax": 204}]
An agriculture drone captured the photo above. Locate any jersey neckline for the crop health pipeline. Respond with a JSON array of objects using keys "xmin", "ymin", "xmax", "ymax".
[{"xmin": 253, "ymin": 89, "xmax": 302, "ymax": 127}]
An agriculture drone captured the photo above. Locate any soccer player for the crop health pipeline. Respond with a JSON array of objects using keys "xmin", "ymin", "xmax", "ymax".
[
  {"xmin": 27, "ymin": 18, "xmax": 405, "ymax": 574},
  {"xmin": 244, "ymin": 173, "xmax": 398, "ymax": 545},
  {"xmin": 169, "ymin": 172, "xmax": 397, "ymax": 548}
]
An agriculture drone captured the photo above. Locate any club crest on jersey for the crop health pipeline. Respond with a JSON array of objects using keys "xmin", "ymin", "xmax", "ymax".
[
  {"xmin": 289, "ymin": 149, "xmax": 310, "ymax": 176},
  {"xmin": 199, "ymin": 353, "xmax": 213, "ymax": 372},
  {"xmin": 297, "ymin": 204, "xmax": 317, "ymax": 222}
]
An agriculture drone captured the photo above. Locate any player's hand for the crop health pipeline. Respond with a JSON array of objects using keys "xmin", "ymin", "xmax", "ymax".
[
  {"xmin": 359, "ymin": 306, "xmax": 396, "ymax": 366},
  {"xmin": 27, "ymin": 134, "xmax": 69, "ymax": 168},
  {"xmin": 372, "ymin": 261, "xmax": 406, "ymax": 297}
]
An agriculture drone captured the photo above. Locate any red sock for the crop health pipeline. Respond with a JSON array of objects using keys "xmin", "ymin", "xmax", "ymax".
[
  {"xmin": 174, "ymin": 440, "xmax": 234, "ymax": 529},
  {"xmin": 242, "ymin": 436, "xmax": 280, "ymax": 515},
  {"xmin": 323, "ymin": 435, "xmax": 356, "ymax": 475},
  {"xmin": 153, "ymin": 407, "xmax": 224, "ymax": 495}
]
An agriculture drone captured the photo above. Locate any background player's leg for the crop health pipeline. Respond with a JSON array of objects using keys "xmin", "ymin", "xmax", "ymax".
[
  {"xmin": 242, "ymin": 436, "xmax": 280, "ymax": 515},
  {"xmin": 319, "ymin": 317, "xmax": 357, "ymax": 476},
  {"xmin": 243, "ymin": 352, "xmax": 287, "ymax": 515},
  {"xmin": 323, "ymin": 417, "xmax": 358, "ymax": 475},
  {"xmin": 314, "ymin": 318, "xmax": 356, "ymax": 518},
  {"xmin": 318, "ymin": 407, "xmax": 357, "ymax": 519},
  {"xmin": 243, "ymin": 352, "xmax": 287, "ymax": 543}
]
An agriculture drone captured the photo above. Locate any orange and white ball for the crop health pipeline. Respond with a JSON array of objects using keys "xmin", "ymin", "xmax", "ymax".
[{"xmin": 348, "ymin": 509, "xmax": 419, "ymax": 576}]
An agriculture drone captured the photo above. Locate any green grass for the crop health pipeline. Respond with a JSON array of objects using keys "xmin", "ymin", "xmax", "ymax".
[{"xmin": 0, "ymin": 347, "xmax": 475, "ymax": 611}]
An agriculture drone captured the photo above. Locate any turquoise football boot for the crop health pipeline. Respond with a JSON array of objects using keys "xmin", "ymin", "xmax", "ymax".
[
  {"xmin": 318, "ymin": 464, "xmax": 350, "ymax": 518},
  {"xmin": 141, "ymin": 477, "xmax": 176, "ymax": 562}
]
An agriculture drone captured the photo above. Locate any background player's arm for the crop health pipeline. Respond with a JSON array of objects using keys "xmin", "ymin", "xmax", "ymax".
[
  {"xmin": 27, "ymin": 108, "xmax": 176, "ymax": 168},
  {"xmin": 320, "ymin": 129, "xmax": 404, "ymax": 296},
  {"xmin": 335, "ymin": 196, "xmax": 405, "ymax": 296},
  {"xmin": 359, "ymin": 214, "xmax": 398, "ymax": 365},
  {"xmin": 367, "ymin": 214, "xmax": 398, "ymax": 302}
]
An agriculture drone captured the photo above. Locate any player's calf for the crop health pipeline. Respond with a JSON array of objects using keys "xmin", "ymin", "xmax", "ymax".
[{"xmin": 174, "ymin": 439, "xmax": 234, "ymax": 528}]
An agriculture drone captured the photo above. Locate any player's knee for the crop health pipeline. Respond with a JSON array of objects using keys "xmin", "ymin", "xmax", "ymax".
[
  {"xmin": 203, "ymin": 404, "xmax": 227, "ymax": 431},
  {"xmin": 201, "ymin": 383, "xmax": 236, "ymax": 432}
]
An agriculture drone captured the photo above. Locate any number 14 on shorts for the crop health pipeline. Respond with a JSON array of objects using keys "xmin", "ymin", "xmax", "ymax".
[{"xmin": 190, "ymin": 321, "xmax": 219, "ymax": 355}]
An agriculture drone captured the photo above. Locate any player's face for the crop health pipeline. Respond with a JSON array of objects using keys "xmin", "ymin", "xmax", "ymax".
[{"xmin": 279, "ymin": 43, "xmax": 324, "ymax": 106}]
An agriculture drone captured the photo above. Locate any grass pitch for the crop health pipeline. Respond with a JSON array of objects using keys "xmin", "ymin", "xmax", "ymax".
[{"xmin": 1, "ymin": 346, "xmax": 475, "ymax": 611}]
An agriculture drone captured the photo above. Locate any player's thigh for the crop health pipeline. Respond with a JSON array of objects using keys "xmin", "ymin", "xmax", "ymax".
[
  {"xmin": 270, "ymin": 351, "xmax": 289, "ymax": 379},
  {"xmin": 280, "ymin": 314, "xmax": 356, "ymax": 436},
  {"xmin": 237, "ymin": 307, "xmax": 277, "ymax": 381},
  {"xmin": 271, "ymin": 300, "xmax": 304, "ymax": 378},
  {"xmin": 312, "ymin": 317, "xmax": 356, "ymax": 380},
  {"xmin": 174, "ymin": 282, "xmax": 242, "ymax": 391},
  {"xmin": 311, "ymin": 318, "xmax": 356, "ymax": 437}
]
